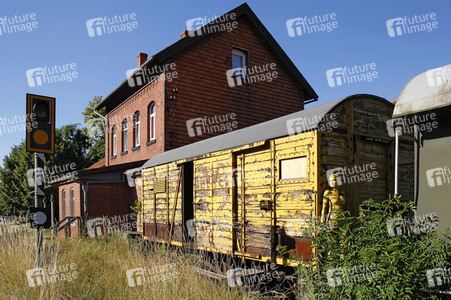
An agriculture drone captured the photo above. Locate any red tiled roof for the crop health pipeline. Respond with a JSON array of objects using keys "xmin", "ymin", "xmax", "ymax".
[{"xmin": 87, "ymin": 157, "xmax": 106, "ymax": 170}]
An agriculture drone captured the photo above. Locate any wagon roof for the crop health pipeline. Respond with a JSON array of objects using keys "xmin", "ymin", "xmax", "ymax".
[
  {"xmin": 393, "ymin": 64, "xmax": 451, "ymax": 118},
  {"xmin": 142, "ymin": 94, "xmax": 388, "ymax": 169}
]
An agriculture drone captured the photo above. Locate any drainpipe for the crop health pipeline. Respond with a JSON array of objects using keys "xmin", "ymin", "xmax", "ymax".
[
  {"xmin": 94, "ymin": 110, "xmax": 109, "ymax": 167},
  {"xmin": 163, "ymin": 71, "xmax": 166, "ymax": 152}
]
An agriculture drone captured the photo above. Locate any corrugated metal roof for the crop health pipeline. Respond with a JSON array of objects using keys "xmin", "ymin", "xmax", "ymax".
[
  {"xmin": 141, "ymin": 94, "xmax": 386, "ymax": 169},
  {"xmin": 393, "ymin": 64, "xmax": 451, "ymax": 118}
]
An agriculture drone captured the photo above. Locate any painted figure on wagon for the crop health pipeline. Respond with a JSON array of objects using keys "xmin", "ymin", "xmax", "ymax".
[{"xmin": 321, "ymin": 174, "xmax": 346, "ymax": 224}]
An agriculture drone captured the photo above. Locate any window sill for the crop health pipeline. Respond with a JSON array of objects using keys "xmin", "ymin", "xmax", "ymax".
[
  {"xmin": 132, "ymin": 145, "xmax": 140, "ymax": 152},
  {"xmin": 121, "ymin": 150, "xmax": 128, "ymax": 156},
  {"xmin": 146, "ymin": 139, "xmax": 156, "ymax": 146},
  {"xmin": 111, "ymin": 155, "xmax": 117, "ymax": 160}
]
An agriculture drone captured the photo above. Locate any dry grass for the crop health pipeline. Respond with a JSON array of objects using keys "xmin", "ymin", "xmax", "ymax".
[{"xmin": 0, "ymin": 221, "xmax": 260, "ymax": 300}]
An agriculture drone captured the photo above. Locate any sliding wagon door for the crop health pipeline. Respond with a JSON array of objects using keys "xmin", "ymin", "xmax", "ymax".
[{"xmin": 235, "ymin": 149, "xmax": 272, "ymax": 258}]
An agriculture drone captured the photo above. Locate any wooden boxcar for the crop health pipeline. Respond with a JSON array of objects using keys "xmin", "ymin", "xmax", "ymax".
[{"xmin": 139, "ymin": 94, "xmax": 413, "ymax": 265}]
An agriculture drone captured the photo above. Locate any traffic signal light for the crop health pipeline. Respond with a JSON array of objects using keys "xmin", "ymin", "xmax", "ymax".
[{"xmin": 26, "ymin": 94, "xmax": 55, "ymax": 154}]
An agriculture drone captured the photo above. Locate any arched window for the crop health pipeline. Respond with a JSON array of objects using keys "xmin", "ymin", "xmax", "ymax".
[
  {"xmin": 133, "ymin": 111, "xmax": 140, "ymax": 147},
  {"xmin": 148, "ymin": 103, "xmax": 156, "ymax": 141},
  {"xmin": 70, "ymin": 188, "xmax": 75, "ymax": 217},
  {"xmin": 112, "ymin": 126, "xmax": 117, "ymax": 156},
  {"xmin": 122, "ymin": 119, "xmax": 128, "ymax": 152},
  {"xmin": 61, "ymin": 190, "xmax": 66, "ymax": 218}
]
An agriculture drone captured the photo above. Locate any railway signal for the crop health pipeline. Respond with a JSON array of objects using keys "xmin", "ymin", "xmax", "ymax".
[
  {"xmin": 26, "ymin": 93, "xmax": 55, "ymax": 154},
  {"xmin": 29, "ymin": 207, "xmax": 51, "ymax": 229},
  {"xmin": 26, "ymin": 93, "xmax": 55, "ymax": 267}
]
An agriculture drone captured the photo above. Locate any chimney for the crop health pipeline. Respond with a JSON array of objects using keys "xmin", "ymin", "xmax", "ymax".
[
  {"xmin": 180, "ymin": 30, "xmax": 191, "ymax": 39},
  {"xmin": 137, "ymin": 52, "xmax": 148, "ymax": 67}
]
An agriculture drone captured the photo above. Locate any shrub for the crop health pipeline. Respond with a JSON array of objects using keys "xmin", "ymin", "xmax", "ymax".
[{"xmin": 297, "ymin": 197, "xmax": 451, "ymax": 299}]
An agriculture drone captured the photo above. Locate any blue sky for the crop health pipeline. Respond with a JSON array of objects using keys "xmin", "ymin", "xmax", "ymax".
[{"xmin": 0, "ymin": 0, "xmax": 449, "ymax": 165}]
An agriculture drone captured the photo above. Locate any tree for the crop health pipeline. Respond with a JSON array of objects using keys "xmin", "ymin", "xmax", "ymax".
[
  {"xmin": 0, "ymin": 143, "xmax": 33, "ymax": 214},
  {"xmin": 0, "ymin": 96, "xmax": 105, "ymax": 215},
  {"xmin": 82, "ymin": 96, "xmax": 105, "ymax": 164},
  {"xmin": 0, "ymin": 124, "xmax": 94, "ymax": 215},
  {"xmin": 47, "ymin": 124, "xmax": 93, "ymax": 170}
]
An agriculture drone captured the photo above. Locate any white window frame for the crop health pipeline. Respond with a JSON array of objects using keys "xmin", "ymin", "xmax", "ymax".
[
  {"xmin": 232, "ymin": 48, "xmax": 247, "ymax": 75},
  {"xmin": 134, "ymin": 112, "xmax": 140, "ymax": 147},
  {"xmin": 122, "ymin": 119, "xmax": 128, "ymax": 152},
  {"xmin": 112, "ymin": 126, "xmax": 117, "ymax": 156},
  {"xmin": 149, "ymin": 103, "xmax": 156, "ymax": 141}
]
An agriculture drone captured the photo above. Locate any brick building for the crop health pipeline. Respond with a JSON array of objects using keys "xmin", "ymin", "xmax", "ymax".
[{"xmin": 52, "ymin": 3, "xmax": 317, "ymax": 236}]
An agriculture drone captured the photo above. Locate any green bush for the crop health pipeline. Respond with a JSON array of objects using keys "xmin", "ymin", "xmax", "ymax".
[{"xmin": 297, "ymin": 197, "xmax": 451, "ymax": 299}]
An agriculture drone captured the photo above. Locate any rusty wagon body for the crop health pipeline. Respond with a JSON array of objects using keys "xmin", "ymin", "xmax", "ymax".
[{"xmin": 138, "ymin": 94, "xmax": 413, "ymax": 265}]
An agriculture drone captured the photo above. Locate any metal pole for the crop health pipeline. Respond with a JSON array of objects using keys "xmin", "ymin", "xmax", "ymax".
[
  {"xmin": 394, "ymin": 129, "xmax": 400, "ymax": 197},
  {"xmin": 93, "ymin": 110, "xmax": 109, "ymax": 167},
  {"xmin": 50, "ymin": 193, "xmax": 54, "ymax": 227},
  {"xmin": 34, "ymin": 153, "xmax": 45, "ymax": 267},
  {"xmin": 34, "ymin": 153, "xmax": 39, "ymax": 267}
]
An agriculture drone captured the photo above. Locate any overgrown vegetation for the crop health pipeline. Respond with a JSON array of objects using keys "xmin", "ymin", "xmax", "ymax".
[
  {"xmin": 296, "ymin": 197, "xmax": 451, "ymax": 299},
  {"xmin": 0, "ymin": 223, "xmax": 255, "ymax": 300},
  {"xmin": 1, "ymin": 198, "xmax": 450, "ymax": 299}
]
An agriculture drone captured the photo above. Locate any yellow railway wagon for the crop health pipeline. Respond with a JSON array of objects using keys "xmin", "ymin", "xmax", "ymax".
[{"xmin": 139, "ymin": 94, "xmax": 413, "ymax": 265}]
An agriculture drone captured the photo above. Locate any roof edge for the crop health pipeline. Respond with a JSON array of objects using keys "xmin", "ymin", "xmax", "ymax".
[{"xmin": 96, "ymin": 3, "xmax": 318, "ymax": 111}]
